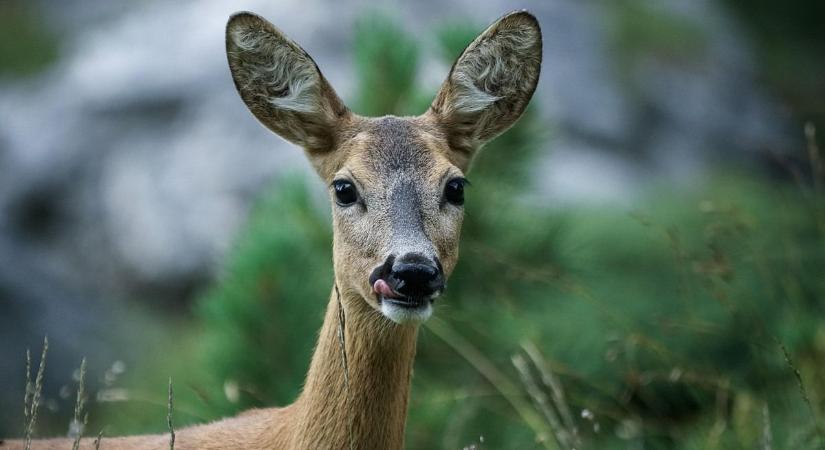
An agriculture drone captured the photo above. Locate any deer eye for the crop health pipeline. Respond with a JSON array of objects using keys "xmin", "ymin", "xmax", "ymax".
[
  {"xmin": 333, "ymin": 180, "xmax": 358, "ymax": 206},
  {"xmin": 444, "ymin": 178, "xmax": 466, "ymax": 206}
]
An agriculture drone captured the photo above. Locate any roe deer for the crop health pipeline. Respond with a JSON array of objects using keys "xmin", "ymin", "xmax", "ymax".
[{"xmin": 5, "ymin": 9, "xmax": 541, "ymax": 449}]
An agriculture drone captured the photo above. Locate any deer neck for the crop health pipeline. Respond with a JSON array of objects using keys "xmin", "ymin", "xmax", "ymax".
[{"xmin": 289, "ymin": 286, "xmax": 419, "ymax": 450}]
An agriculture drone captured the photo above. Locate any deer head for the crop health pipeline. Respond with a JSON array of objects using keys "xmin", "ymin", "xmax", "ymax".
[{"xmin": 226, "ymin": 11, "xmax": 541, "ymax": 324}]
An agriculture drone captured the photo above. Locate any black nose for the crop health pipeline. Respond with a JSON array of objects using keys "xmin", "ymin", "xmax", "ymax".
[{"xmin": 388, "ymin": 253, "xmax": 444, "ymax": 299}]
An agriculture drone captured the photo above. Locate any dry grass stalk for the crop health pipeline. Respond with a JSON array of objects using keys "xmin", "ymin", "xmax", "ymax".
[
  {"xmin": 512, "ymin": 354, "xmax": 572, "ymax": 450},
  {"xmin": 522, "ymin": 341, "xmax": 581, "ymax": 448},
  {"xmin": 167, "ymin": 377, "xmax": 176, "ymax": 450},
  {"xmin": 71, "ymin": 358, "xmax": 88, "ymax": 450},
  {"xmin": 761, "ymin": 403, "xmax": 772, "ymax": 450},
  {"xmin": 93, "ymin": 430, "xmax": 103, "ymax": 450},
  {"xmin": 24, "ymin": 337, "xmax": 48, "ymax": 450},
  {"xmin": 777, "ymin": 342, "xmax": 823, "ymax": 448}
]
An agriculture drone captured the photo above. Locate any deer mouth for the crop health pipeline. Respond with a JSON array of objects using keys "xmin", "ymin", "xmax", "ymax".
[
  {"xmin": 373, "ymin": 279, "xmax": 429, "ymax": 308},
  {"xmin": 372, "ymin": 278, "xmax": 434, "ymax": 323}
]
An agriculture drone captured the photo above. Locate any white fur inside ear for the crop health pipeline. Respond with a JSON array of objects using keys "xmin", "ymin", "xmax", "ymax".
[
  {"xmin": 452, "ymin": 70, "xmax": 502, "ymax": 113},
  {"xmin": 230, "ymin": 27, "xmax": 318, "ymax": 114}
]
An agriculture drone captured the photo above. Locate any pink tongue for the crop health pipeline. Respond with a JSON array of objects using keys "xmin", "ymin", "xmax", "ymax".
[{"xmin": 373, "ymin": 279, "xmax": 396, "ymax": 297}]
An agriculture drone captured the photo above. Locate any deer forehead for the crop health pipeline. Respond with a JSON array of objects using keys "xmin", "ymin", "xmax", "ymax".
[{"xmin": 337, "ymin": 116, "xmax": 459, "ymax": 191}]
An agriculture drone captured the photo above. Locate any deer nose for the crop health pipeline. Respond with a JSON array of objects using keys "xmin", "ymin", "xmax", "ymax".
[{"xmin": 388, "ymin": 253, "xmax": 444, "ymax": 299}]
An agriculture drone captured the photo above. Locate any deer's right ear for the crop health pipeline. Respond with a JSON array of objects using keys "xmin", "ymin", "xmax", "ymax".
[{"xmin": 226, "ymin": 12, "xmax": 349, "ymax": 153}]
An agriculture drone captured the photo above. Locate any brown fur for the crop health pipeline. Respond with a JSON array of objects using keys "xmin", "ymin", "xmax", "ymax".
[{"xmin": 4, "ymin": 10, "xmax": 541, "ymax": 450}]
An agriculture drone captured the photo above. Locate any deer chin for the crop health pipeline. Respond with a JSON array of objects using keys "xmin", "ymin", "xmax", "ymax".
[{"xmin": 380, "ymin": 296, "xmax": 433, "ymax": 324}]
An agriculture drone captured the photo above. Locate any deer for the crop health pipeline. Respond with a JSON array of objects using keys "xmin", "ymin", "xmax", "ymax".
[{"xmin": 4, "ymin": 9, "xmax": 541, "ymax": 450}]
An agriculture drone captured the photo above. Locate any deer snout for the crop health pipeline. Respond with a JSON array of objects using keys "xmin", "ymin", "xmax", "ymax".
[
  {"xmin": 370, "ymin": 253, "xmax": 445, "ymax": 302},
  {"xmin": 391, "ymin": 256, "xmax": 444, "ymax": 299}
]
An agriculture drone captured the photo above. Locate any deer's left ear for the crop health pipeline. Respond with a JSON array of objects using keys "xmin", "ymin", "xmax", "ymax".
[{"xmin": 427, "ymin": 11, "xmax": 542, "ymax": 168}]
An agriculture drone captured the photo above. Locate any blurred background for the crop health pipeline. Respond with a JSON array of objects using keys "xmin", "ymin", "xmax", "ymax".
[{"xmin": 1, "ymin": 0, "xmax": 824, "ymax": 448}]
